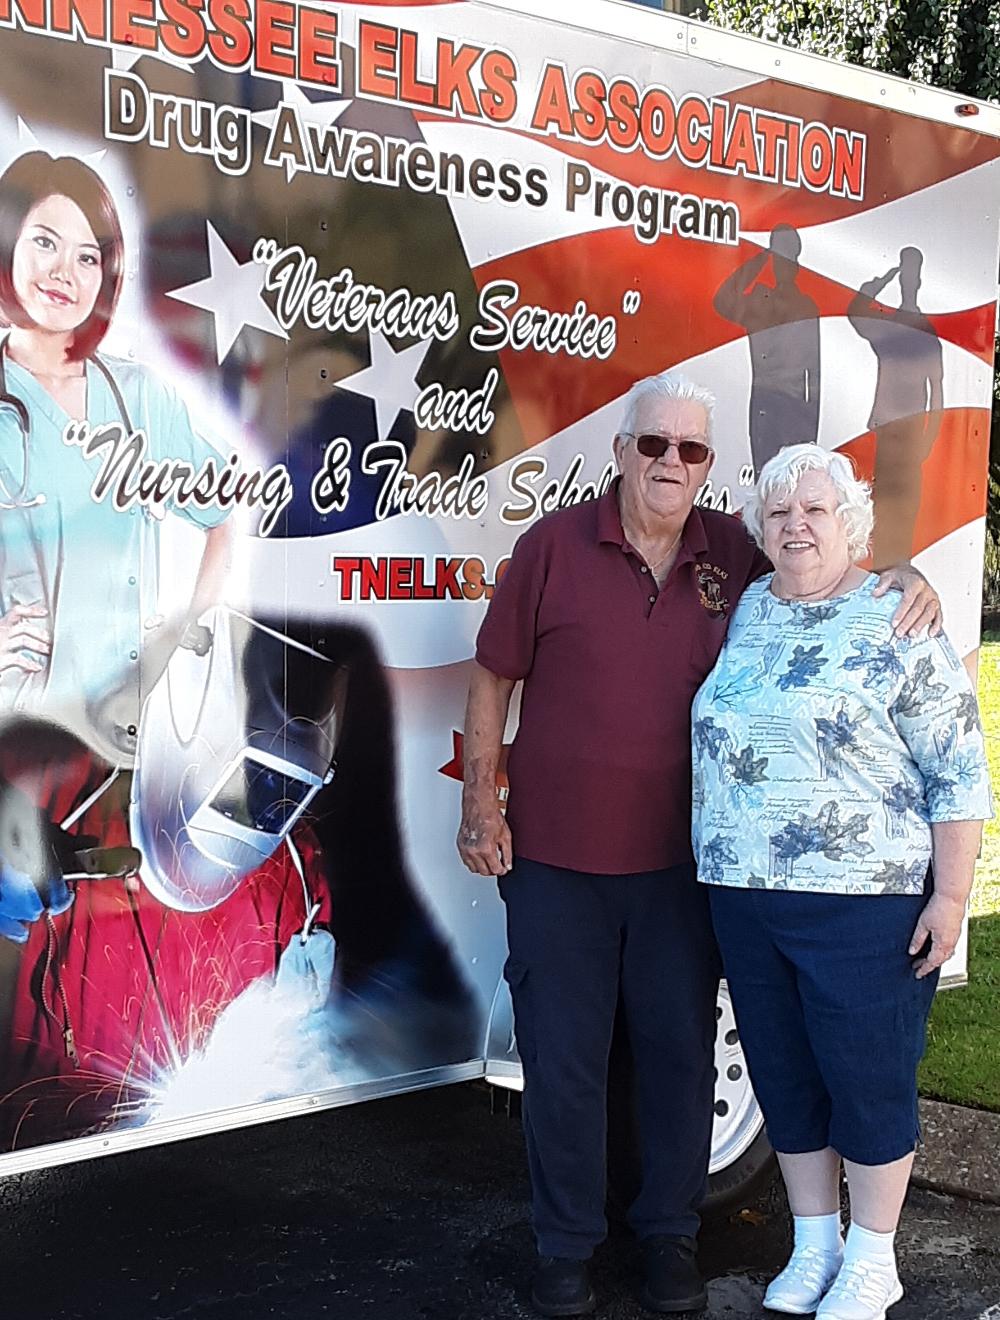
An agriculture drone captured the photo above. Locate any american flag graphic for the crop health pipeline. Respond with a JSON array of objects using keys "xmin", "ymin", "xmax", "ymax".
[
  {"xmin": 0, "ymin": 0, "xmax": 995, "ymax": 1164},
  {"xmin": 239, "ymin": 0, "xmax": 1000, "ymax": 669}
]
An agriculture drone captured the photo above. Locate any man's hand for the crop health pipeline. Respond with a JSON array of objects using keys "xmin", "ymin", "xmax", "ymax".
[
  {"xmin": 909, "ymin": 892, "xmax": 965, "ymax": 979},
  {"xmin": 872, "ymin": 564, "xmax": 942, "ymax": 638},
  {"xmin": 457, "ymin": 792, "xmax": 512, "ymax": 877}
]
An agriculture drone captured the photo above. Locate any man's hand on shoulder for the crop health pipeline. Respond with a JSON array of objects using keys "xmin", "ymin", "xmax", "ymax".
[
  {"xmin": 457, "ymin": 790, "xmax": 513, "ymax": 877},
  {"xmin": 872, "ymin": 562, "xmax": 942, "ymax": 638}
]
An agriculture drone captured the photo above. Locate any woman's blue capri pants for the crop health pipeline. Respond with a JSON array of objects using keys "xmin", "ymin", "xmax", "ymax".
[{"xmin": 707, "ymin": 879, "xmax": 939, "ymax": 1166}]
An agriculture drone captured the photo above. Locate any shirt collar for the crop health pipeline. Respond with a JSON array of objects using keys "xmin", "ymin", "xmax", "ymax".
[{"xmin": 597, "ymin": 476, "xmax": 709, "ymax": 558}]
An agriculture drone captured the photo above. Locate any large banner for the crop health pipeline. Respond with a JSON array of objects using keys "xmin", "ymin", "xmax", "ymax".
[{"xmin": 0, "ymin": 0, "xmax": 995, "ymax": 1162}]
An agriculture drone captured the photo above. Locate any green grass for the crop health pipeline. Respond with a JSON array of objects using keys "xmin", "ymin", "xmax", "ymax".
[{"xmin": 918, "ymin": 634, "xmax": 1000, "ymax": 1111}]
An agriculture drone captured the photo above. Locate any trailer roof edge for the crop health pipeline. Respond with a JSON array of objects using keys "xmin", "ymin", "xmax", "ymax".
[{"xmin": 482, "ymin": 0, "xmax": 1000, "ymax": 140}]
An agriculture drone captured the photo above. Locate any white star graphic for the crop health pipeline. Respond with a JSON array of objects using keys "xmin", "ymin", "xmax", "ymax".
[
  {"xmin": 252, "ymin": 81, "xmax": 352, "ymax": 182},
  {"xmin": 17, "ymin": 117, "xmax": 106, "ymax": 164},
  {"xmin": 111, "ymin": 45, "xmax": 193, "ymax": 74},
  {"xmin": 165, "ymin": 222, "xmax": 287, "ymax": 363},
  {"xmin": 335, "ymin": 331, "xmax": 433, "ymax": 438}
]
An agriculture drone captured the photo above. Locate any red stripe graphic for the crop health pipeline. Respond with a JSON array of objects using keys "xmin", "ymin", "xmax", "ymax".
[{"xmin": 841, "ymin": 407, "xmax": 990, "ymax": 563}]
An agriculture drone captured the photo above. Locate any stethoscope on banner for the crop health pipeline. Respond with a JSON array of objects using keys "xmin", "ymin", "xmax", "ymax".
[{"xmin": 0, "ymin": 336, "xmax": 134, "ymax": 511}]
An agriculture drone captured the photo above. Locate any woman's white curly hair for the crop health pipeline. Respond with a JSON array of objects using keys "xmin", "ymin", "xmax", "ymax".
[{"xmin": 742, "ymin": 445, "xmax": 874, "ymax": 563}]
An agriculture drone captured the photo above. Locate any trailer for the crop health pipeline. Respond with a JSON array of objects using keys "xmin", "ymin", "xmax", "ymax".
[{"xmin": 0, "ymin": 0, "xmax": 995, "ymax": 1210}]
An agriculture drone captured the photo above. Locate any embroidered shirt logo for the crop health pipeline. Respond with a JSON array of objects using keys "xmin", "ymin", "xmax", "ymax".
[{"xmin": 696, "ymin": 562, "xmax": 729, "ymax": 614}]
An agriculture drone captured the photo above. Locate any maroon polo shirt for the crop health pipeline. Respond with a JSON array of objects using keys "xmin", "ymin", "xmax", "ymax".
[{"xmin": 475, "ymin": 481, "xmax": 769, "ymax": 874}]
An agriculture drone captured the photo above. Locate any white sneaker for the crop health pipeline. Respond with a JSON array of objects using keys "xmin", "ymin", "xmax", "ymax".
[
  {"xmin": 815, "ymin": 1258, "xmax": 904, "ymax": 1320},
  {"xmin": 764, "ymin": 1245, "xmax": 844, "ymax": 1314}
]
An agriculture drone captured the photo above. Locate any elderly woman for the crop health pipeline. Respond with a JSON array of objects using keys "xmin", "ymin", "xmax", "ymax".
[{"xmin": 691, "ymin": 444, "xmax": 991, "ymax": 1320}]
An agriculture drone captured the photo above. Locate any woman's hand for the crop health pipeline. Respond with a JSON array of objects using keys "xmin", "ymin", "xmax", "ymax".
[
  {"xmin": 912, "ymin": 821, "xmax": 983, "ymax": 979},
  {"xmin": 909, "ymin": 892, "xmax": 966, "ymax": 979},
  {"xmin": 0, "ymin": 602, "xmax": 50, "ymax": 674},
  {"xmin": 136, "ymin": 613, "xmax": 184, "ymax": 693}
]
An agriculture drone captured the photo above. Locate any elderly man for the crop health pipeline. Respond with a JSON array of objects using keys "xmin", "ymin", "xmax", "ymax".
[{"xmin": 457, "ymin": 373, "xmax": 936, "ymax": 1317}]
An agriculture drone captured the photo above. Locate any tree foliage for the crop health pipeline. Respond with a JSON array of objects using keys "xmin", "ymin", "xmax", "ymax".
[
  {"xmin": 698, "ymin": 1, "xmax": 1000, "ymax": 99},
  {"xmin": 698, "ymin": 1, "xmax": 1000, "ymax": 576}
]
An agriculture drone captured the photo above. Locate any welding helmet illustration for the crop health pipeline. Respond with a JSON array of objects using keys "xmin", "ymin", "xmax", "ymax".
[{"xmin": 131, "ymin": 608, "xmax": 342, "ymax": 912}]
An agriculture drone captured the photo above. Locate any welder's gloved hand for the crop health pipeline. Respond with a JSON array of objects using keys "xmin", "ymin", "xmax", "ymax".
[
  {"xmin": 0, "ymin": 861, "xmax": 73, "ymax": 943},
  {"xmin": 0, "ymin": 778, "xmax": 75, "ymax": 943},
  {"xmin": 276, "ymin": 927, "xmax": 335, "ymax": 1012}
]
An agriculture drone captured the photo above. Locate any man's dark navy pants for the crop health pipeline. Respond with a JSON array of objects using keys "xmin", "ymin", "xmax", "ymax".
[{"xmin": 499, "ymin": 856, "xmax": 721, "ymax": 1260}]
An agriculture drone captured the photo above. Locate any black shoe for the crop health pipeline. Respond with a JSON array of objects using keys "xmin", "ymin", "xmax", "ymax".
[
  {"xmin": 530, "ymin": 1257, "xmax": 597, "ymax": 1317},
  {"xmin": 640, "ymin": 1235, "xmax": 707, "ymax": 1314}
]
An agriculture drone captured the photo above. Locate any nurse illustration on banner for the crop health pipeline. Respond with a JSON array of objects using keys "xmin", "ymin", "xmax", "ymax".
[{"xmin": 0, "ymin": 149, "xmax": 233, "ymax": 766}]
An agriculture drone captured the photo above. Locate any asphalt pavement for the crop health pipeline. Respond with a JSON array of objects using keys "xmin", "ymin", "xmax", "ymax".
[{"xmin": 0, "ymin": 1083, "xmax": 998, "ymax": 1320}]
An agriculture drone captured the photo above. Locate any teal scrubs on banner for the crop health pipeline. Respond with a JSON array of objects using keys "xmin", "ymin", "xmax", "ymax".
[{"xmin": 0, "ymin": 353, "xmax": 230, "ymax": 762}]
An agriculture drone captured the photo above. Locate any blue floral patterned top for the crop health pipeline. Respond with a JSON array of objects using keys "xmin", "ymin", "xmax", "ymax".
[{"xmin": 691, "ymin": 574, "xmax": 993, "ymax": 895}]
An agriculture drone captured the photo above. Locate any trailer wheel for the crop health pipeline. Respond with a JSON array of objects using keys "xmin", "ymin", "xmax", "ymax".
[{"xmin": 703, "ymin": 982, "xmax": 775, "ymax": 1219}]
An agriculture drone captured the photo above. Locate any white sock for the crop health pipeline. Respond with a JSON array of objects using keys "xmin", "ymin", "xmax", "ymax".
[
  {"xmin": 793, "ymin": 1212, "xmax": 843, "ymax": 1254},
  {"xmin": 843, "ymin": 1223, "xmax": 896, "ymax": 1266}
]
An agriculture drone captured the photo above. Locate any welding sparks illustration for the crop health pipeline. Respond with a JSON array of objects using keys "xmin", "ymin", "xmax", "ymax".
[{"xmin": 133, "ymin": 930, "xmax": 369, "ymax": 1123}]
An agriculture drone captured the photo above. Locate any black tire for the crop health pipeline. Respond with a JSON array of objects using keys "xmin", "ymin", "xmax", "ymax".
[
  {"xmin": 702, "ymin": 1127, "xmax": 776, "ymax": 1221},
  {"xmin": 606, "ymin": 982, "xmax": 777, "ymax": 1226}
]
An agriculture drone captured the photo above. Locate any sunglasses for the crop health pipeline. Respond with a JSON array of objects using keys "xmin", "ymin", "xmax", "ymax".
[{"xmin": 633, "ymin": 433, "xmax": 711, "ymax": 464}]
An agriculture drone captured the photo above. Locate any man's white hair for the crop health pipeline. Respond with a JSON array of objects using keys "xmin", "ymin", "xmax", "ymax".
[
  {"xmin": 743, "ymin": 444, "xmax": 874, "ymax": 562},
  {"xmin": 618, "ymin": 372, "xmax": 716, "ymax": 443}
]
